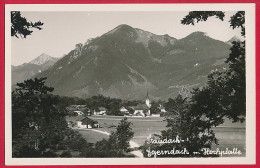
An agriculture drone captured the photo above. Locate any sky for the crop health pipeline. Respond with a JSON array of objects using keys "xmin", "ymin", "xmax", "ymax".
[{"xmin": 11, "ymin": 11, "xmax": 242, "ymax": 66}]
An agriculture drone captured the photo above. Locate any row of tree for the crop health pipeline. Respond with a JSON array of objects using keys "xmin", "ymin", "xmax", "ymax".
[{"xmin": 40, "ymin": 92, "xmax": 164, "ymax": 116}]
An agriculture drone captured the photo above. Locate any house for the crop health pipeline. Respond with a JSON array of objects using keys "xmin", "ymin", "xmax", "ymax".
[
  {"xmin": 120, "ymin": 106, "xmax": 128, "ymax": 113},
  {"xmin": 119, "ymin": 106, "xmax": 129, "ymax": 115},
  {"xmin": 93, "ymin": 107, "xmax": 107, "ymax": 115},
  {"xmin": 76, "ymin": 117, "xmax": 99, "ymax": 128},
  {"xmin": 66, "ymin": 105, "xmax": 90, "ymax": 116},
  {"xmin": 129, "ymin": 92, "xmax": 152, "ymax": 117},
  {"xmin": 159, "ymin": 104, "xmax": 167, "ymax": 113},
  {"xmin": 132, "ymin": 104, "xmax": 150, "ymax": 117}
]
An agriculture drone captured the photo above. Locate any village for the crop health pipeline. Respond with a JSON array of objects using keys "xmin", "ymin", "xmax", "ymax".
[
  {"xmin": 64, "ymin": 91, "xmax": 245, "ymax": 157},
  {"xmin": 65, "ymin": 93, "xmax": 167, "ymax": 129}
]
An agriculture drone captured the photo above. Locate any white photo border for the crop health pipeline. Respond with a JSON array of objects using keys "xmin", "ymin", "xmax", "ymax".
[{"xmin": 5, "ymin": 3, "xmax": 256, "ymax": 165}]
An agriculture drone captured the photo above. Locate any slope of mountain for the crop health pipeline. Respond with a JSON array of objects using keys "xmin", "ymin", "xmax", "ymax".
[
  {"xmin": 226, "ymin": 36, "xmax": 241, "ymax": 45},
  {"xmin": 34, "ymin": 24, "xmax": 231, "ymax": 100},
  {"xmin": 12, "ymin": 54, "xmax": 59, "ymax": 85}
]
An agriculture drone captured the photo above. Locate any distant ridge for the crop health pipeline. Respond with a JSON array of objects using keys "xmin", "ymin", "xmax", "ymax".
[
  {"xmin": 25, "ymin": 24, "xmax": 231, "ymax": 100},
  {"xmin": 12, "ymin": 53, "xmax": 59, "ymax": 85}
]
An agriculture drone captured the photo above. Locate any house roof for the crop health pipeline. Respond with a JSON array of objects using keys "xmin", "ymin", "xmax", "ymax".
[
  {"xmin": 120, "ymin": 107, "xmax": 128, "ymax": 112},
  {"xmin": 133, "ymin": 104, "xmax": 149, "ymax": 110},
  {"xmin": 146, "ymin": 92, "xmax": 149, "ymax": 100}
]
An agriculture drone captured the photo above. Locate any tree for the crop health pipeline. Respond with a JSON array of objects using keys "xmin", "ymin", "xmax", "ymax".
[
  {"xmin": 142, "ymin": 95, "xmax": 217, "ymax": 157},
  {"xmin": 150, "ymin": 101, "xmax": 160, "ymax": 115},
  {"xmin": 11, "ymin": 11, "xmax": 43, "ymax": 38},
  {"xmin": 12, "ymin": 78, "xmax": 89, "ymax": 157},
  {"xmin": 58, "ymin": 129, "xmax": 89, "ymax": 151},
  {"xmin": 181, "ymin": 11, "xmax": 225, "ymax": 25},
  {"xmin": 113, "ymin": 117, "xmax": 134, "ymax": 151},
  {"xmin": 79, "ymin": 118, "xmax": 135, "ymax": 158},
  {"xmin": 12, "ymin": 78, "xmax": 57, "ymax": 156},
  {"xmin": 95, "ymin": 118, "xmax": 134, "ymax": 152},
  {"xmin": 181, "ymin": 11, "xmax": 246, "ymax": 123},
  {"xmin": 181, "ymin": 11, "xmax": 244, "ymax": 37},
  {"xmin": 142, "ymin": 11, "xmax": 246, "ymax": 158}
]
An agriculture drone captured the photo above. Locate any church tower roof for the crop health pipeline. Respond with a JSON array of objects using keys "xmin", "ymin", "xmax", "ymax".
[{"xmin": 146, "ymin": 92, "xmax": 149, "ymax": 100}]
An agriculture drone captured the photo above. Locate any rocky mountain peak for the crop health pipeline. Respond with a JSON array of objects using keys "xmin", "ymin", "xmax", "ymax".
[
  {"xmin": 116, "ymin": 24, "xmax": 135, "ymax": 31},
  {"xmin": 29, "ymin": 53, "xmax": 58, "ymax": 65},
  {"xmin": 12, "ymin": 53, "xmax": 60, "ymax": 85},
  {"xmin": 31, "ymin": 25, "xmax": 230, "ymax": 100}
]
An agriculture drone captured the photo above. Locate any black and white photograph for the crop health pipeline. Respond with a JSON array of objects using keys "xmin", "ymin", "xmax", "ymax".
[{"xmin": 5, "ymin": 4, "xmax": 255, "ymax": 165}]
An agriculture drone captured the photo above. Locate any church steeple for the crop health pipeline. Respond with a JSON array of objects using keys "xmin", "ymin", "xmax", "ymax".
[{"xmin": 145, "ymin": 92, "xmax": 151, "ymax": 108}]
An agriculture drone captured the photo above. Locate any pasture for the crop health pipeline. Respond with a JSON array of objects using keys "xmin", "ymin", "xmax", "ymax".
[
  {"xmin": 89, "ymin": 116, "xmax": 166, "ymax": 145},
  {"xmin": 69, "ymin": 115, "xmax": 246, "ymax": 157}
]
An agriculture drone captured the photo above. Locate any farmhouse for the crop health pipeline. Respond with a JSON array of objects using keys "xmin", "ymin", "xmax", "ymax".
[
  {"xmin": 130, "ymin": 92, "xmax": 152, "ymax": 117},
  {"xmin": 76, "ymin": 117, "xmax": 99, "ymax": 129},
  {"xmin": 119, "ymin": 106, "xmax": 129, "ymax": 115},
  {"xmin": 94, "ymin": 107, "xmax": 107, "ymax": 115},
  {"xmin": 132, "ymin": 104, "xmax": 150, "ymax": 117}
]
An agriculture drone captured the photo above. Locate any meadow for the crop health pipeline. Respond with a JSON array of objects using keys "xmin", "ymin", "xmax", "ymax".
[{"xmin": 71, "ymin": 115, "xmax": 246, "ymax": 157}]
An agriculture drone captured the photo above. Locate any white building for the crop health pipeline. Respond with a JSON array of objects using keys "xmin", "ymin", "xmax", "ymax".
[{"xmin": 76, "ymin": 117, "xmax": 99, "ymax": 128}]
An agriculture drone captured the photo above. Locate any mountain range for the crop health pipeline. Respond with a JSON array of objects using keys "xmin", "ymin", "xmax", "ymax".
[
  {"xmin": 13, "ymin": 24, "xmax": 234, "ymax": 100},
  {"xmin": 12, "ymin": 53, "xmax": 59, "ymax": 85}
]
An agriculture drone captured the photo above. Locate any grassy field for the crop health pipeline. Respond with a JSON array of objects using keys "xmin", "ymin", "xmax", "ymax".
[
  {"xmin": 77, "ymin": 129, "xmax": 109, "ymax": 144},
  {"xmin": 88, "ymin": 116, "xmax": 166, "ymax": 145},
  {"xmin": 67, "ymin": 115, "xmax": 246, "ymax": 157}
]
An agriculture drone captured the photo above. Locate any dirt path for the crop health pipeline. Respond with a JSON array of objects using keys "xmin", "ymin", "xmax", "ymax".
[{"xmin": 76, "ymin": 128, "xmax": 144, "ymax": 158}]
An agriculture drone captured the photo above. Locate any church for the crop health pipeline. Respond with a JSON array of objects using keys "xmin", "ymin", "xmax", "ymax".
[{"xmin": 132, "ymin": 92, "xmax": 151, "ymax": 117}]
